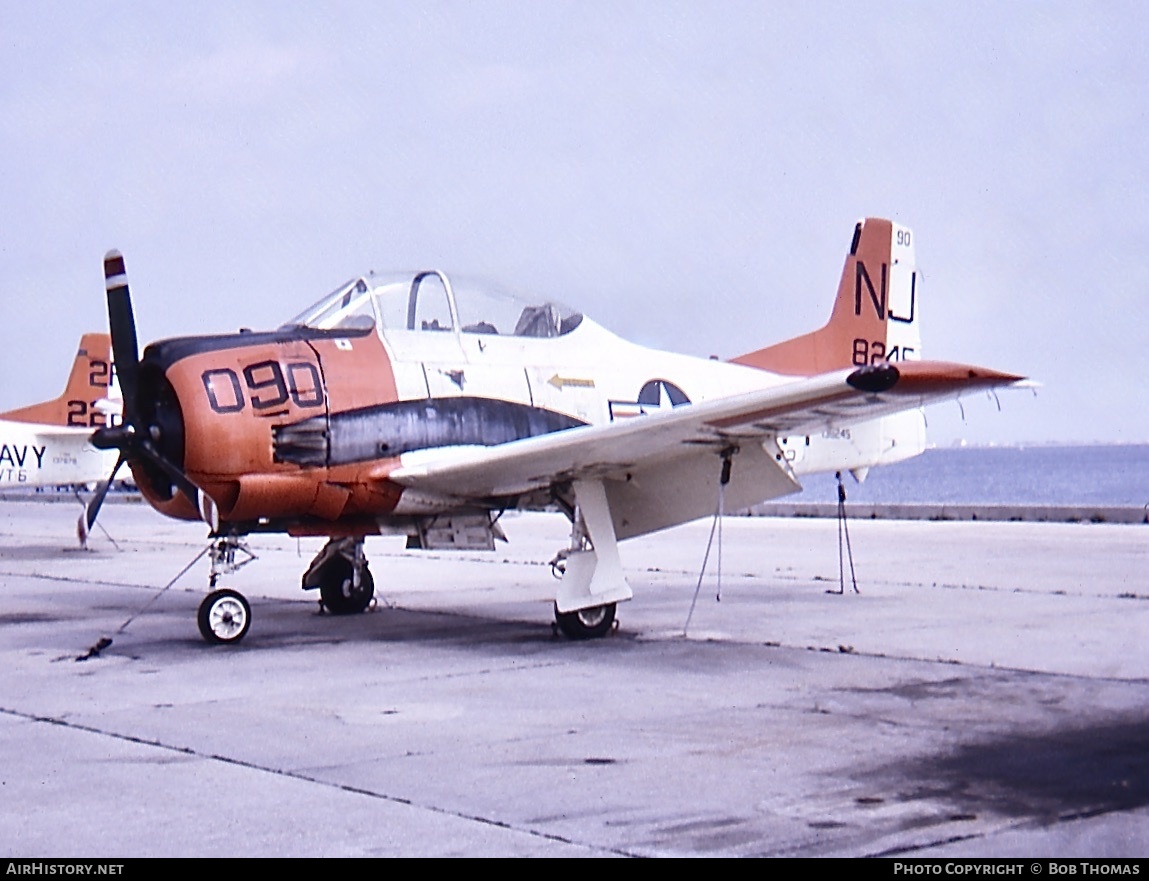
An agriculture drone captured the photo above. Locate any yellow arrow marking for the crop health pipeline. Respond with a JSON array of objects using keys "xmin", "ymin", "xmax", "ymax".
[{"xmin": 547, "ymin": 374, "xmax": 596, "ymax": 390}]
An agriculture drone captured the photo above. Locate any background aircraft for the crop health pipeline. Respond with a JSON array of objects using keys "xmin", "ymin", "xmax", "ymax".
[
  {"xmin": 0, "ymin": 333, "xmax": 120, "ymax": 500},
  {"xmin": 82, "ymin": 218, "xmax": 1022, "ymax": 644}
]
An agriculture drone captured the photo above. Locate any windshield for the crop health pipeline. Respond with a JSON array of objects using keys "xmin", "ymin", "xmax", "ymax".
[
  {"xmin": 282, "ymin": 271, "xmax": 583, "ymax": 338},
  {"xmin": 281, "ymin": 278, "xmax": 377, "ymax": 332}
]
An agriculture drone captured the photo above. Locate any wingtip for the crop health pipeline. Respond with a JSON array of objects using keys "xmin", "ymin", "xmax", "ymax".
[{"xmin": 891, "ymin": 360, "xmax": 1027, "ymax": 393}]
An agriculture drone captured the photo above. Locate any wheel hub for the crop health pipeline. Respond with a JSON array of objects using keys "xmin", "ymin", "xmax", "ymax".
[
  {"xmin": 577, "ymin": 607, "xmax": 607, "ymax": 627},
  {"xmin": 210, "ymin": 598, "xmax": 247, "ymax": 639},
  {"xmin": 198, "ymin": 589, "xmax": 252, "ymax": 644}
]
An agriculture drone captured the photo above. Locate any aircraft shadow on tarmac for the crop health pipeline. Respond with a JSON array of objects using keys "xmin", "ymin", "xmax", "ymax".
[{"xmin": 103, "ymin": 594, "xmax": 584, "ymax": 655}]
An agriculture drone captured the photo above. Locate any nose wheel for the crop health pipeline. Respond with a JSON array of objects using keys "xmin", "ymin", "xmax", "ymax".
[{"xmin": 198, "ymin": 589, "xmax": 251, "ymax": 644}]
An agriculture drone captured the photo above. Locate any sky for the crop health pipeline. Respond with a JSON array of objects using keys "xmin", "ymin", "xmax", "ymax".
[{"xmin": 1, "ymin": 1, "xmax": 1146, "ymax": 445}]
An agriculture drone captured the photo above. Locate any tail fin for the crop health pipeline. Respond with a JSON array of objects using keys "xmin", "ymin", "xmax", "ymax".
[
  {"xmin": 732, "ymin": 217, "xmax": 921, "ymax": 374},
  {"xmin": 0, "ymin": 333, "xmax": 115, "ymax": 427}
]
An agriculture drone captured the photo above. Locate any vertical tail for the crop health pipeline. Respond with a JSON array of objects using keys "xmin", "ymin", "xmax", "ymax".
[
  {"xmin": 731, "ymin": 217, "xmax": 921, "ymax": 374},
  {"xmin": 739, "ymin": 218, "xmax": 927, "ymax": 478},
  {"xmin": 0, "ymin": 333, "xmax": 115, "ymax": 427}
]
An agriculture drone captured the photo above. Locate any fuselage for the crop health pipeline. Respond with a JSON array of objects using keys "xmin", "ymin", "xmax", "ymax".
[
  {"xmin": 126, "ymin": 269, "xmax": 927, "ymax": 536},
  {"xmin": 0, "ymin": 420, "xmax": 118, "ymax": 488},
  {"xmin": 128, "ymin": 271, "xmax": 843, "ymax": 534}
]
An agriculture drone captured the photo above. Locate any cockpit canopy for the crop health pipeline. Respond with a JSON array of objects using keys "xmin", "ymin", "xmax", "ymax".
[{"xmin": 282, "ymin": 271, "xmax": 583, "ymax": 339}]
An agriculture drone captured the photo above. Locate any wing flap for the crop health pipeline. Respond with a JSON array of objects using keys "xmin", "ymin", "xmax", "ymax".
[{"xmin": 605, "ymin": 442, "xmax": 800, "ymax": 540}]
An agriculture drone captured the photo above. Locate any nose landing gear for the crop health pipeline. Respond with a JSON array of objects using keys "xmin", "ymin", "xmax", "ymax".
[{"xmin": 196, "ymin": 536, "xmax": 257, "ymax": 644}]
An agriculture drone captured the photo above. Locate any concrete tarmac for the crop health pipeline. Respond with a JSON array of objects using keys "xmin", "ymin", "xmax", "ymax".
[{"xmin": 0, "ymin": 498, "xmax": 1146, "ymax": 857}]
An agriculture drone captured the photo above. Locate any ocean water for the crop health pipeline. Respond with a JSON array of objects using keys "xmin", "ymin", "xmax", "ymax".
[{"xmin": 793, "ymin": 445, "xmax": 1149, "ymax": 508}]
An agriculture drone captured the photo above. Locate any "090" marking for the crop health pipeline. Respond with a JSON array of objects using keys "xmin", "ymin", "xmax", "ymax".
[{"xmin": 202, "ymin": 360, "xmax": 324, "ymax": 414}]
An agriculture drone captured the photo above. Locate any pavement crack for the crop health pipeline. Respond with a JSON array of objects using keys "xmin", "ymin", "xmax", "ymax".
[{"xmin": 0, "ymin": 704, "xmax": 637, "ymax": 858}]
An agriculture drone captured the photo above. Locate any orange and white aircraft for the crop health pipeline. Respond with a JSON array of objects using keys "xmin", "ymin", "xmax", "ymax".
[
  {"xmin": 82, "ymin": 217, "xmax": 1023, "ymax": 644},
  {"xmin": 0, "ymin": 334, "xmax": 120, "ymax": 493}
]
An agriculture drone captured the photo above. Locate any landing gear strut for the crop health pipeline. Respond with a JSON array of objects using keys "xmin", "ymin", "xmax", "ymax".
[
  {"xmin": 549, "ymin": 479, "xmax": 631, "ymax": 640},
  {"xmin": 303, "ymin": 537, "xmax": 375, "ymax": 615},
  {"xmin": 197, "ymin": 536, "xmax": 257, "ymax": 644}
]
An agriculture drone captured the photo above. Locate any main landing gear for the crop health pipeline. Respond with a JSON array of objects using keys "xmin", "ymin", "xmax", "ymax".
[
  {"xmin": 302, "ymin": 537, "xmax": 375, "ymax": 615},
  {"xmin": 554, "ymin": 602, "xmax": 617, "ymax": 640},
  {"xmin": 549, "ymin": 479, "xmax": 632, "ymax": 640}
]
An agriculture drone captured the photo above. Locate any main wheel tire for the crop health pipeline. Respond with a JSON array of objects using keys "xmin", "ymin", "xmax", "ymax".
[
  {"xmin": 319, "ymin": 559, "xmax": 374, "ymax": 615},
  {"xmin": 198, "ymin": 589, "xmax": 251, "ymax": 644},
  {"xmin": 554, "ymin": 602, "xmax": 616, "ymax": 640}
]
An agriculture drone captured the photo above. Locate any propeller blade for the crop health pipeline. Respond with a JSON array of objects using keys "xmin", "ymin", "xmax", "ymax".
[
  {"xmin": 135, "ymin": 440, "xmax": 220, "ymax": 532},
  {"xmin": 77, "ymin": 454, "xmax": 125, "ymax": 547},
  {"xmin": 136, "ymin": 439, "xmax": 200, "ymax": 501},
  {"xmin": 104, "ymin": 250, "xmax": 140, "ymax": 423},
  {"xmin": 97, "ymin": 250, "xmax": 220, "ymax": 534}
]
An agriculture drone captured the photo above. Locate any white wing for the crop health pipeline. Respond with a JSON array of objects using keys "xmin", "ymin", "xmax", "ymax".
[{"xmin": 383, "ymin": 361, "xmax": 1022, "ymax": 539}]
